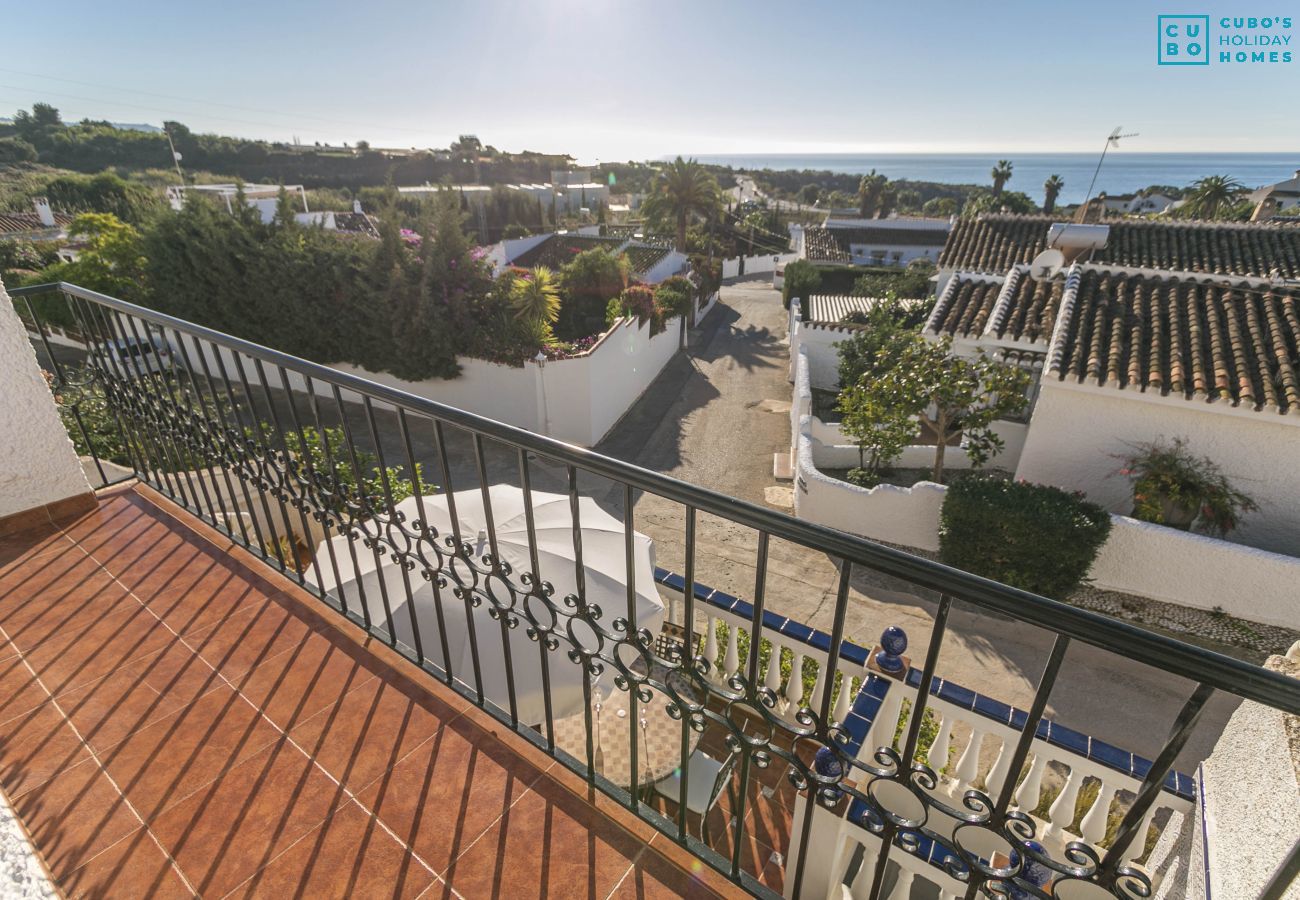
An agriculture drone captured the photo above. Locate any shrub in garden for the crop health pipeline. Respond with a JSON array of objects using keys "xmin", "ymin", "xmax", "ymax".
[
  {"xmin": 782, "ymin": 258, "xmax": 821, "ymax": 309},
  {"xmin": 939, "ymin": 476, "xmax": 1112, "ymax": 599}
]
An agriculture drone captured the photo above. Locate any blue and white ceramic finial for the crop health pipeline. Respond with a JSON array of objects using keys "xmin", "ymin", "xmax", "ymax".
[{"xmin": 875, "ymin": 625, "xmax": 907, "ymax": 674}]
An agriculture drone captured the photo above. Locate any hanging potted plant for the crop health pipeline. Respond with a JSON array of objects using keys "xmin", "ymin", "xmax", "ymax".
[{"xmin": 1114, "ymin": 438, "xmax": 1258, "ymax": 536}]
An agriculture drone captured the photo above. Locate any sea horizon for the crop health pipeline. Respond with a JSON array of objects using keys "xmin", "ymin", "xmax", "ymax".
[{"xmin": 682, "ymin": 152, "xmax": 1300, "ymax": 205}]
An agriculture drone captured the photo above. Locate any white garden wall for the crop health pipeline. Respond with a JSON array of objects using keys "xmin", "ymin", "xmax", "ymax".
[
  {"xmin": 722, "ymin": 252, "xmax": 798, "ymax": 279},
  {"xmin": 0, "ymin": 278, "xmax": 92, "ymax": 518},
  {"xmin": 1091, "ymin": 516, "xmax": 1300, "ymax": 629},
  {"xmin": 789, "ymin": 348, "xmax": 1300, "ymax": 628},
  {"xmin": 1016, "ymin": 381, "xmax": 1300, "ymax": 557},
  {"xmin": 191, "ymin": 314, "xmax": 682, "ymax": 448}
]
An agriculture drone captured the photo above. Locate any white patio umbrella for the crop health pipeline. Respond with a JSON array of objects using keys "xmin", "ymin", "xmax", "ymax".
[{"xmin": 308, "ymin": 484, "xmax": 662, "ymax": 723}]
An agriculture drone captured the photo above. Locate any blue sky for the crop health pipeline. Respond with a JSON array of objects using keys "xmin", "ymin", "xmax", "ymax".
[{"xmin": 2, "ymin": 0, "xmax": 1296, "ymax": 159}]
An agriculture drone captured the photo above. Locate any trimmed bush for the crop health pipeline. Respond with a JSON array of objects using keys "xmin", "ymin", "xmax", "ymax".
[
  {"xmin": 939, "ymin": 476, "xmax": 1112, "ymax": 599},
  {"xmin": 782, "ymin": 259, "xmax": 820, "ymax": 309}
]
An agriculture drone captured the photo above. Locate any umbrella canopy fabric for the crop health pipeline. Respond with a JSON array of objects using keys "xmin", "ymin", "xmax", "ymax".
[{"xmin": 309, "ymin": 485, "xmax": 662, "ymax": 723}]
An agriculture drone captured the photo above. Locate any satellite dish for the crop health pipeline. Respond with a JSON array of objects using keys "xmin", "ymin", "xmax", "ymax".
[{"xmin": 1028, "ymin": 248, "xmax": 1064, "ymax": 281}]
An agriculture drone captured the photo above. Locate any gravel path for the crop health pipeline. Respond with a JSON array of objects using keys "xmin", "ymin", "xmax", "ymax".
[{"xmin": 0, "ymin": 791, "xmax": 55, "ymax": 900}]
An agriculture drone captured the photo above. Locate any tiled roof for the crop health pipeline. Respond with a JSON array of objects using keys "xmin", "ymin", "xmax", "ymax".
[
  {"xmin": 0, "ymin": 210, "xmax": 74, "ymax": 235},
  {"xmin": 940, "ymin": 214, "xmax": 1300, "ymax": 279},
  {"xmin": 938, "ymin": 215, "xmax": 1054, "ymax": 273},
  {"xmin": 804, "ymin": 225, "xmax": 948, "ymax": 263},
  {"xmin": 509, "ymin": 234, "xmax": 624, "ymax": 268},
  {"xmin": 990, "ymin": 271, "xmax": 1067, "ymax": 344},
  {"xmin": 802, "ymin": 227, "xmax": 850, "ymax": 263},
  {"xmin": 1048, "ymin": 269, "xmax": 1300, "ymax": 414},
  {"xmin": 927, "ymin": 274, "xmax": 1008, "ymax": 339},
  {"xmin": 806, "ymin": 294, "xmax": 927, "ymax": 325},
  {"xmin": 623, "ymin": 243, "xmax": 672, "ymax": 275},
  {"xmin": 331, "ymin": 212, "xmax": 379, "ymax": 238}
]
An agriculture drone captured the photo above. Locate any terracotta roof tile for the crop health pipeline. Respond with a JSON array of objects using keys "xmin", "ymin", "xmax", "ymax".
[
  {"xmin": 940, "ymin": 214, "xmax": 1300, "ymax": 279},
  {"xmin": 0, "ymin": 211, "xmax": 74, "ymax": 235},
  {"xmin": 1048, "ymin": 269, "xmax": 1300, "ymax": 413}
]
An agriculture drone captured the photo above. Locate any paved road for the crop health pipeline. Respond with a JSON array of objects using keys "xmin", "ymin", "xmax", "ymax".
[{"xmin": 596, "ymin": 280, "xmax": 1239, "ymax": 767}]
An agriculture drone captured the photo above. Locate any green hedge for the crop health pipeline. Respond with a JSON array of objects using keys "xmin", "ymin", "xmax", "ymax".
[{"xmin": 939, "ymin": 476, "xmax": 1112, "ymax": 599}]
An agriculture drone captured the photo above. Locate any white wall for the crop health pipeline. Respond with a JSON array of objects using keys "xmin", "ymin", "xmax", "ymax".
[
  {"xmin": 0, "ymin": 279, "xmax": 92, "ymax": 518},
  {"xmin": 693, "ymin": 290, "xmax": 719, "ymax": 327},
  {"xmin": 641, "ymin": 249, "xmax": 689, "ymax": 284},
  {"xmin": 786, "ymin": 302, "xmax": 846, "ymax": 390},
  {"xmin": 790, "ymin": 348, "xmax": 1300, "ymax": 627},
  {"xmin": 807, "ymin": 417, "xmax": 1027, "ymax": 473},
  {"xmin": 1017, "ymin": 381, "xmax": 1300, "ymax": 557},
  {"xmin": 192, "ymin": 314, "xmax": 681, "ymax": 448},
  {"xmin": 722, "ymin": 252, "xmax": 798, "ymax": 279},
  {"xmin": 846, "ymin": 243, "xmax": 941, "ymax": 267},
  {"xmin": 1092, "ymin": 516, "xmax": 1300, "ymax": 629}
]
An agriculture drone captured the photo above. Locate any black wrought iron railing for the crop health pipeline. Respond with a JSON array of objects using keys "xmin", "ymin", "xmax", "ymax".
[{"xmin": 12, "ymin": 281, "xmax": 1300, "ymax": 900}]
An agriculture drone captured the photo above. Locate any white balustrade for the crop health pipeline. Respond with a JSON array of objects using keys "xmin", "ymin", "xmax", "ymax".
[
  {"xmin": 886, "ymin": 867, "xmax": 915, "ymax": 899},
  {"xmin": 684, "ymin": 594, "xmax": 867, "ymax": 728},
  {"xmin": 985, "ymin": 735, "xmax": 1013, "ymax": 798},
  {"xmin": 953, "ymin": 727, "xmax": 985, "ymax": 786},
  {"xmin": 1015, "ymin": 753, "xmax": 1048, "ymax": 810},
  {"xmin": 786, "ymin": 650, "xmax": 805, "ymax": 711},
  {"xmin": 926, "ymin": 715, "xmax": 953, "ymax": 775},
  {"xmin": 721, "ymin": 621, "xmax": 739, "ymax": 683},
  {"xmin": 1047, "ymin": 767, "xmax": 1085, "ymax": 836}
]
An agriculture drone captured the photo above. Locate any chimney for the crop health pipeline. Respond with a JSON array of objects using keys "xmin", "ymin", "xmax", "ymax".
[
  {"xmin": 353, "ymin": 199, "xmax": 363, "ymax": 214},
  {"xmin": 33, "ymin": 197, "xmax": 55, "ymax": 228}
]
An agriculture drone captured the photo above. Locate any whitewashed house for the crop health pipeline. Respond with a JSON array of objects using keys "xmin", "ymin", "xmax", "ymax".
[
  {"xmin": 1249, "ymin": 169, "xmax": 1300, "ymax": 213},
  {"xmin": 927, "ymin": 214, "xmax": 1300, "ymax": 556},
  {"xmin": 801, "ymin": 216, "xmax": 951, "ymax": 268}
]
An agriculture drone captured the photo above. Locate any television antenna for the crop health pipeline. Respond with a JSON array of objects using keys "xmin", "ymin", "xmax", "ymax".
[
  {"xmin": 164, "ymin": 124, "xmax": 185, "ymax": 184},
  {"xmin": 1083, "ymin": 127, "xmax": 1138, "ymax": 207}
]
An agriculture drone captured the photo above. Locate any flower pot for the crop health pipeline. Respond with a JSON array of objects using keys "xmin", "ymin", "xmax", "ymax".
[{"xmin": 1149, "ymin": 496, "xmax": 1198, "ymax": 530}]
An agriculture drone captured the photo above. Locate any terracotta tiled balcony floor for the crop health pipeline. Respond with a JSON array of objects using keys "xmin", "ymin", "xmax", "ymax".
[{"xmin": 0, "ymin": 485, "xmax": 744, "ymax": 899}]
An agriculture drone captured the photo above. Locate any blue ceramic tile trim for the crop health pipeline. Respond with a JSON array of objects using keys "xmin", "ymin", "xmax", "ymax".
[{"xmin": 651, "ymin": 569, "xmax": 1196, "ymax": 801}]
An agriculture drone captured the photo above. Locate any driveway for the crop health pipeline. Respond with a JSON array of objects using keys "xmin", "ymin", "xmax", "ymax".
[{"xmin": 596, "ymin": 280, "xmax": 1239, "ymax": 767}]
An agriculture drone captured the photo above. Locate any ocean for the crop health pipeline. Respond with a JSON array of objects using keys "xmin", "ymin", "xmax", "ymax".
[{"xmin": 686, "ymin": 153, "xmax": 1300, "ymax": 206}]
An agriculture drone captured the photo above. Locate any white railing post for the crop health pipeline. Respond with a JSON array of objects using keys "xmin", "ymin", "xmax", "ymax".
[
  {"xmin": 887, "ymin": 866, "xmax": 915, "ymax": 900},
  {"xmin": 986, "ymin": 735, "xmax": 1013, "ymax": 799},
  {"xmin": 1015, "ymin": 752, "xmax": 1048, "ymax": 812},
  {"xmin": 832, "ymin": 671, "xmax": 853, "ymax": 726},
  {"xmin": 704, "ymin": 614, "xmax": 720, "ymax": 682},
  {"xmin": 1079, "ymin": 779, "xmax": 1119, "ymax": 845},
  {"xmin": 954, "ymin": 728, "xmax": 985, "ymax": 787},
  {"xmin": 722, "ymin": 622, "xmax": 740, "ymax": 683},
  {"xmin": 786, "ymin": 650, "xmax": 805, "ymax": 715},
  {"xmin": 1047, "ymin": 767, "xmax": 1085, "ymax": 837},
  {"xmin": 926, "ymin": 712, "xmax": 953, "ymax": 780},
  {"xmin": 765, "ymin": 639, "xmax": 785, "ymax": 697}
]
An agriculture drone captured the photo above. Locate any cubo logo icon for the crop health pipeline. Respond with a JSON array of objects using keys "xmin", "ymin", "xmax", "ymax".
[{"xmin": 1159, "ymin": 15, "xmax": 1211, "ymax": 64}]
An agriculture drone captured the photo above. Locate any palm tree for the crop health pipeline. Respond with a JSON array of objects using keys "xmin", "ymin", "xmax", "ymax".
[
  {"xmin": 512, "ymin": 267, "xmax": 562, "ymax": 344},
  {"xmin": 991, "ymin": 160, "xmax": 1014, "ymax": 198},
  {"xmin": 641, "ymin": 157, "xmax": 722, "ymax": 251},
  {"xmin": 1043, "ymin": 175, "xmax": 1065, "ymax": 214},
  {"xmin": 1184, "ymin": 175, "xmax": 1246, "ymax": 220},
  {"xmin": 857, "ymin": 171, "xmax": 887, "ymax": 218}
]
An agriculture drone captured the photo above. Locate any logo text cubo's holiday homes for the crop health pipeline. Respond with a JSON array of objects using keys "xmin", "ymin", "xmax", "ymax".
[{"xmin": 1158, "ymin": 14, "xmax": 1293, "ymax": 65}]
